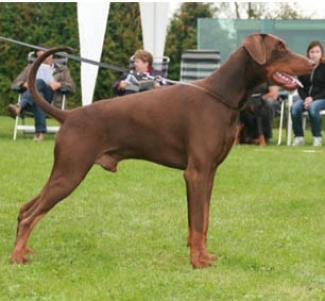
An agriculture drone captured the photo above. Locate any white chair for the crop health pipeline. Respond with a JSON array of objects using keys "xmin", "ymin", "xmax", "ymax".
[
  {"xmin": 12, "ymin": 52, "xmax": 69, "ymax": 140},
  {"xmin": 279, "ymin": 92, "xmax": 325, "ymax": 145},
  {"xmin": 12, "ymin": 94, "xmax": 66, "ymax": 140},
  {"xmin": 302, "ymin": 110, "xmax": 325, "ymax": 130},
  {"xmin": 277, "ymin": 91, "xmax": 294, "ymax": 145}
]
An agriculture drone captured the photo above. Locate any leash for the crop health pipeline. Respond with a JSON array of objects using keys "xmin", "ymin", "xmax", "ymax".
[
  {"xmin": 0, "ymin": 36, "xmax": 128, "ymax": 73},
  {"xmin": 168, "ymin": 80, "xmax": 242, "ymax": 111},
  {"xmin": 0, "ymin": 35, "xmax": 240, "ymax": 111}
]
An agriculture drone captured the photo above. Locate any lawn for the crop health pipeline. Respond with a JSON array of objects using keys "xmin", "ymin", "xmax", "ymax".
[{"xmin": 0, "ymin": 116, "xmax": 324, "ymax": 301}]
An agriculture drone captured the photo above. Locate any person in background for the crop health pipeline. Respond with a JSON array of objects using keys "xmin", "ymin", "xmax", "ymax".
[
  {"xmin": 291, "ymin": 40, "xmax": 325, "ymax": 146},
  {"xmin": 237, "ymin": 83, "xmax": 279, "ymax": 145},
  {"xmin": 261, "ymin": 85, "xmax": 280, "ymax": 141},
  {"xmin": 113, "ymin": 49, "xmax": 165, "ymax": 96},
  {"xmin": 8, "ymin": 49, "xmax": 75, "ymax": 141}
]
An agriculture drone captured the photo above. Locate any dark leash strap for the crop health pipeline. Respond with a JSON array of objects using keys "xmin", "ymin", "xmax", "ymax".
[
  {"xmin": 0, "ymin": 36, "xmax": 128, "ymax": 73},
  {"xmin": 1, "ymin": 35, "xmax": 241, "ymax": 111}
]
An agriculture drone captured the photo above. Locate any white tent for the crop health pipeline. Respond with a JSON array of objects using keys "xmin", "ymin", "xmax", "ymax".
[
  {"xmin": 77, "ymin": 2, "xmax": 110, "ymax": 106},
  {"xmin": 77, "ymin": 2, "xmax": 170, "ymax": 106},
  {"xmin": 139, "ymin": 3, "xmax": 170, "ymax": 60}
]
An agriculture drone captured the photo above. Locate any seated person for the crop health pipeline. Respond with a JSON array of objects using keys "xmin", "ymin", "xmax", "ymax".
[
  {"xmin": 291, "ymin": 40, "xmax": 325, "ymax": 147},
  {"xmin": 236, "ymin": 83, "xmax": 279, "ymax": 145},
  {"xmin": 8, "ymin": 49, "xmax": 75, "ymax": 141},
  {"xmin": 113, "ymin": 49, "xmax": 166, "ymax": 96}
]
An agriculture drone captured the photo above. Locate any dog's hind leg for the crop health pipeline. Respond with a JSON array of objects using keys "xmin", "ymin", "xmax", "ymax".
[
  {"xmin": 13, "ymin": 194, "xmax": 42, "ymax": 256},
  {"xmin": 11, "ymin": 148, "xmax": 94, "ymax": 264},
  {"xmin": 17, "ymin": 194, "xmax": 41, "ymax": 227}
]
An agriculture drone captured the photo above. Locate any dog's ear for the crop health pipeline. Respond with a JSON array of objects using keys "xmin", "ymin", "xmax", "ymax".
[{"xmin": 243, "ymin": 34, "xmax": 267, "ymax": 65}]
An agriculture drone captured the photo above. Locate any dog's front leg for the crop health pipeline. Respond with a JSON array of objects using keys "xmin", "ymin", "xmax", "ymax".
[{"xmin": 184, "ymin": 165, "xmax": 217, "ymax": 268}]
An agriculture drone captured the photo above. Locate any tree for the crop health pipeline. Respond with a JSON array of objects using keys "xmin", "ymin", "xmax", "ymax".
[
  {"xmin": 164, "ymin": 2, "xmax": 310, "ymax": 79},
  {"xmin": 230, "ymin": 2, "xmax": 306, "ymax": 19},
  {"xmin": 165, "ymin": 3, "xmax": 217, "ymax": 80},
  {"xmin": 95, "ymin": 2, "xmax": 142, "ymax": 100},
  {"xmin": 0, "ymin": 3, "xmax": 143, "ymax": 114},
  {"xmin": 0, "ymin": 3, "xmax": 80, "ymax": 113},
  {"xmin": 269, "ymin": 3, "xmax": 308, "ymax": 19},
  {"xmin": 0, "ymin": 2, "xmax": 314, "ymax": 115}
]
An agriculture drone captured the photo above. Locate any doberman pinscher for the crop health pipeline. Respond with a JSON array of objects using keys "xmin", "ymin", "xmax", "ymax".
[{"xmin": 11, "ymin": 34, "xmax": 314, "ymax": 268}]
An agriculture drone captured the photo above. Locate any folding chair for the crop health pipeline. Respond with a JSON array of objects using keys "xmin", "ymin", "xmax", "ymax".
[
  {"xmin": 302, "ymin": 110, "xmax": 325, "ymax": 130},
  {"xmin": 180, "ymin": 49, "xmax": 221, "ymax": 81},
  {"xmin": 12, "ymin": 51, "xmax": 69, "ymax": 140},
  {"xmin": 277, "ymin": 91, "xmax": 325, "ymax": 145},
  {"xmin": 277, "ymin": 90, "xmax": 291, "ymax": 145},
  {"xmin": 153, "ymin": 56, "xmax": 170, "ymax": 78}
]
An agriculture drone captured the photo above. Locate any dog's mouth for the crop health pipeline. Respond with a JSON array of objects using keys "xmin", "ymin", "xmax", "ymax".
[{"xmin": 272, "ymin": 72, "xmax": 303, "ymax": 90}]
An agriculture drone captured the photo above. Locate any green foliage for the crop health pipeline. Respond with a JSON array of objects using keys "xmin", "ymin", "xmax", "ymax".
[
  {"xmin": 0, "ymin": 3, "xmax": 80, "ymax": 113},
  {"xmin": 0, "ymin": 2, "xmax": 311, "ymax": 114},
  {"xmin": 230, "ymin": 2, "xmax": 306, "ymax": 19},
  {"xmin": 165, "ymin": 3, "xmax": 216, "ymax": 80},
  {"xmin": 270, "ymin": 3, "xmax": 306, "ymax": 19},
  {"xmin": 95, "ymin": 3, "xmax": 142, "ymax": 100},
  {"xmin": 0, "ymin": 3, "xmax": 143, "ymax": 114}
]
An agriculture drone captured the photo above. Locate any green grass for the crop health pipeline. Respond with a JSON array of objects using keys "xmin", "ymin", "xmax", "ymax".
[{"xmin": 0, "ymin": 116, "xmax": 324, "ymax": 301}]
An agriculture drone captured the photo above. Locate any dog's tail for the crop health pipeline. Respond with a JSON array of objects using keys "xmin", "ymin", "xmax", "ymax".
[{"xmin": 28, "ymin": 47, "xmax": 72, "ymax": 123}]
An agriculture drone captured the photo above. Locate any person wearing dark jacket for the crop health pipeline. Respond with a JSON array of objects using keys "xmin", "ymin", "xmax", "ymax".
[
  {"xmin": 238, "ymin": 83, "xmax": 279, "ymax": 145},
  {"xmin": 291, "ymin": 41, "xmax": 325, "ymax": 146}
]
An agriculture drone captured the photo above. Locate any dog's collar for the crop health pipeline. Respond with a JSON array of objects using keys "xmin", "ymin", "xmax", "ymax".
[{"xmin": 174, "ymin": 81, "xmax": 242, "ymax": 111}]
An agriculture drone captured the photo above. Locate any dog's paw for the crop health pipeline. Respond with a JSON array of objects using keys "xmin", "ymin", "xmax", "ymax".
[
  {"xmin": 190, "ymin": 250, "xmax": 217, "ymax": 269},
  {"xmin": 11, "ymin": 252, "xmax": 29, "ymax": 264},
  {"xmin": 11, "ymin": 247, "xmax": 35, "ymax": 264},
  {"xmin": 24, "ymin": 247, "xmax": 36, "ymax": 255},
  {"xmin": 191, "ymin": 256, "xmax": 212, "ymax": 269},
  {"xmin": 202, "ymin": 252, "xmax": 217, "ymax": 262}
]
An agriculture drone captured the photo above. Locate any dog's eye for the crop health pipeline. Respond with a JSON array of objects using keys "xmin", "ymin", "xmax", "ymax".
[
  {"xmin": 277, "ymin": 42, "xmax": 287, "ymax": 51},
  {"xmin": 271, "ymin": 46, "xmax": 287, "ymax": 60}
]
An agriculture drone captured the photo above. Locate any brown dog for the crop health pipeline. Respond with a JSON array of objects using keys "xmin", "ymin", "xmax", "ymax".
[{"xmin": 11, "ymin": 34, "xmax": 314, "ymax": 268}]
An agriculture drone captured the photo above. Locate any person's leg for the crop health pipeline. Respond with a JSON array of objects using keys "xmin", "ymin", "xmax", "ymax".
[
  {"xmin": 291, "ymin": 97, "xmax": 305, "ymax": 136},
  {"xmin": 35, "ymin": 79, "xmax": 54, "ymax": 102},
  {"xmin": 19, "ymin": 90, "xmax": 34, "ymax": 110},
  {"xmin": 308, "ymin": 99, "xmax": 325, "ymax": 146},
  {"xmin": 261, "ymin": 100, "xmax": 274, "ymax": 141},
  {"xmin": 254, "ymin": 102, "xmax": 263, "ymax": 135},
  {"xmin": 265, "ymin": 98, "xmax": 280, "ymax": 139},
  {"xmin": 7, "ymin": 89, "xmax": 33, "ymax": 117},
  {"xmin": 31, "ymin": 104, "xmax": 47, "ymax": 136},
  {"xmin": 31, "ymin": 80, "xmax": 54, "ymax": 138},
  {"xmin": 239, "ymin": 106, "xmax": 258, "ymax": 143}
]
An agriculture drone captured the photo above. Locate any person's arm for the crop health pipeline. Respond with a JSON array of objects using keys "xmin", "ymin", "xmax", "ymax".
[
  {"xmin": 297, "ymin": 75, "xmax": 309, "ymax": 100},
  {"xmin": 262, "ymin": 85, "xmax": 279, "ymax": 101},
  {"xmin": 52, "ymin": 66, "xmax": 75, "ymax": 93},
  {"xmin": 302, "ymin": 68, "xmax": 315, "ymax": 109},
  {"xmin": 112, "ymin": 73, "xmax": 129, "ymax": 95},
  {"xmin": 298, "ymin": 87, "xmax": 308, "ymax": 100},
  {"xmin": 118, "ymin": 81, "xmax": 128, "ymax": 90},
  {"xmin": 11, "ymin": 65, "xmax": 30, "ymax": 91},
  {"xmin": 312, "ymin": 66, "xmax": 325, "ymax": 100}
]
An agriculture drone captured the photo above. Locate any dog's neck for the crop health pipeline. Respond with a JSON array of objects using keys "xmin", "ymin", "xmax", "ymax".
[{"xmin": 202, "ymin": 47, "xmax": 266, "ymax": 109}]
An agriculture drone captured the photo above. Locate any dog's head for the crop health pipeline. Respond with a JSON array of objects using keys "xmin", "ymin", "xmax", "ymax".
[{"xmin": 243, "ymin": 33, "xmax": 315, "ymax": 90}]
